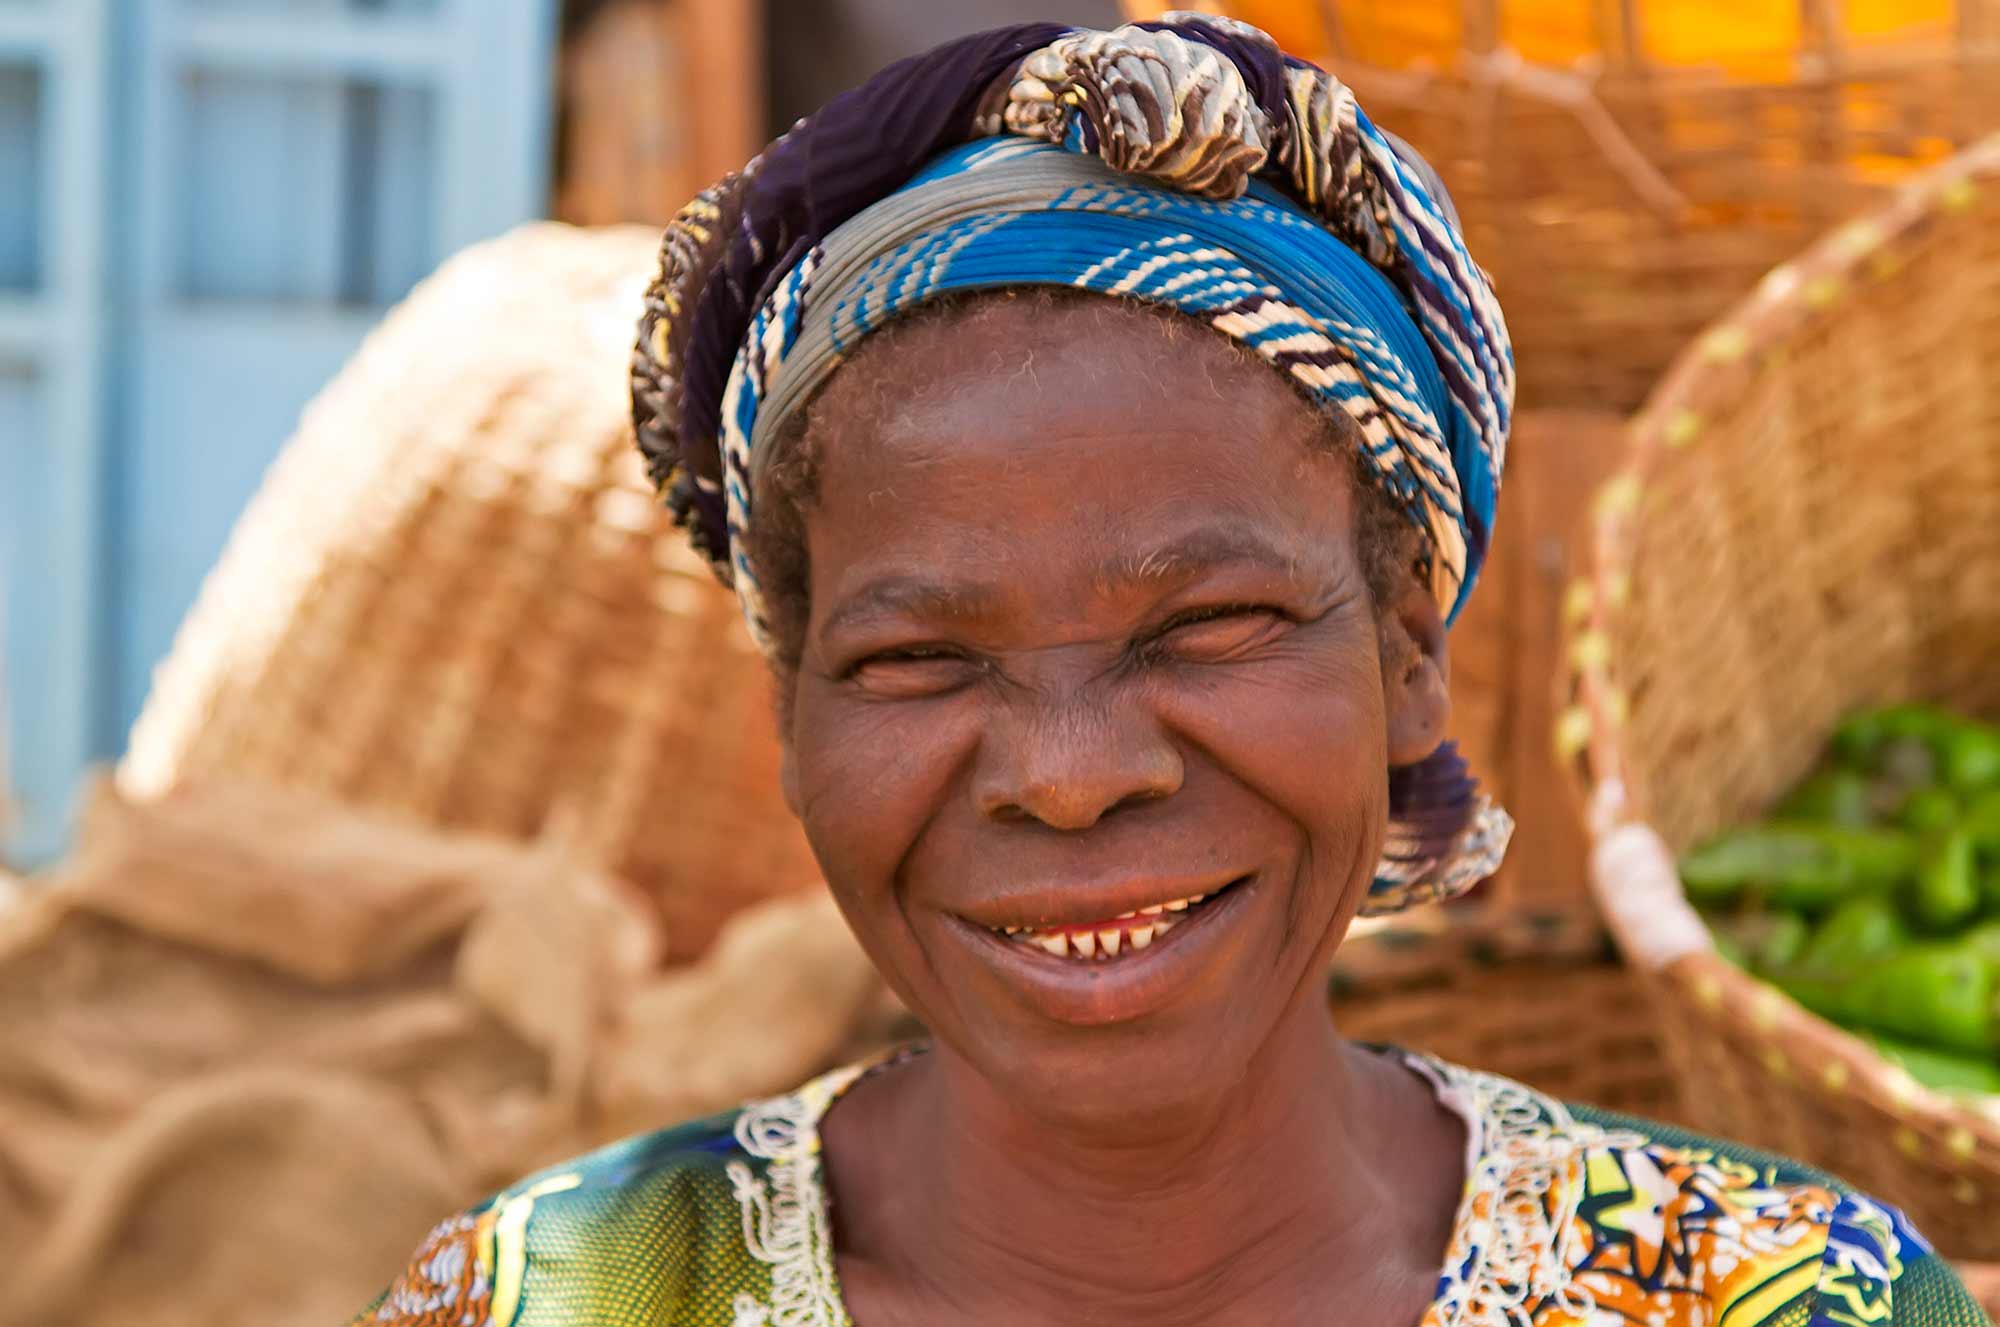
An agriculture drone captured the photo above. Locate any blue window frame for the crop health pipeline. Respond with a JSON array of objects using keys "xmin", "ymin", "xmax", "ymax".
[{"xmin": 1, "ymin": 0, "xmax": 557, "ymax": 867}]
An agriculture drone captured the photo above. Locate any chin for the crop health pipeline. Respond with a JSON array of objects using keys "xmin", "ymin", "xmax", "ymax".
[{"xmin": 951, "ymin": 1005, "xmax": 1267, "ymax": 1129}]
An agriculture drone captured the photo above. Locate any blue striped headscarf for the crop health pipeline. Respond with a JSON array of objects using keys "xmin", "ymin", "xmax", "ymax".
[{"xmin": 633, "ymin": 15, "xmax": 1515, "ymax": 913}]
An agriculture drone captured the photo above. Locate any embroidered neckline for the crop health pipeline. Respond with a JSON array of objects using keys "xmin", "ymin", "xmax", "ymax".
[
  {"xmin": 1406, "ymin": 1052, "xmax": 1644, "ymax": 1327},
  {"xmin": 723, "ymin": 1047, "xmax": 1617, "ymax": 1327},
  {"xmin": 726, "ymin": 1061, "xmax": 870, "ymax": 1327}
]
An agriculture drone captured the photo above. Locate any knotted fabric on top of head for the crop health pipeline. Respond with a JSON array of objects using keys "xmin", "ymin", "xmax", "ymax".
[{"xmin": 631, "ymin": 14, "xmax": 1516, "ymax": 915}]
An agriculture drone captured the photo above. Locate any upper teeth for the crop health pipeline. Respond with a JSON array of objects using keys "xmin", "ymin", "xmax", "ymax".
[
  {"xmin": 1016, "ymin": 917, "xmax": 1180, "ymax": 960},
  {"xmin": 1000, "ymin": 892, "xmax": 1208, "ymax": 936},
  {"xmin": 989, "ymin": 888, "xmax": 1228, "ymax": 960}
]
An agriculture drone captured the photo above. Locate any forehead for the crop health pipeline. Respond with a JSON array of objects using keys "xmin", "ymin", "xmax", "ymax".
[
  {"xmin": 797, "ymin": 295, "xmax": 1361, "ymax": 609},
  {"xmin": 809, "ymin": 294, "xmax": 1324, "ymax": 458}
]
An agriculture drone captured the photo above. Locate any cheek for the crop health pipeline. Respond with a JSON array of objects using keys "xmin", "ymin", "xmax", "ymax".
[
  {"xmin": 787, "ymin": 686, "xmax": 978, "ymax": 903},
  {"xmin": 1161, "ymin": 636, "xmax": 1389, "ymax": 855}
]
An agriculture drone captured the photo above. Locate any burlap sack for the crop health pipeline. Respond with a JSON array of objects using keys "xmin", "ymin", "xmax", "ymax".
[
  {"xmin": 0, "ymin": 776, "xmax": 878, "ymax": 1327},
  {"xmin": 7, "ymin": 1069, "xmax": 463, "ymax": 1327},
  {"xmin": 596, "ymin": 890, "xmax": 886, "ymax": 1135},
  {"xmin": 0, "ymin": 784, "xmax": 565, "ymax": 1327},
  {"xmin": 59, "ymin": 777, "xmax": 516, "ymax": 986},
  {"xmin": 455, "ymin": 829, "xmax": 663, "ymax": 1112}
]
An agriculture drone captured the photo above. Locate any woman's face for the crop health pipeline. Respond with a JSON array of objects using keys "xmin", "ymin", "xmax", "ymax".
[{"xmin": 783, "ymin": 298, "xmax": 1432, "ymax": 1119}]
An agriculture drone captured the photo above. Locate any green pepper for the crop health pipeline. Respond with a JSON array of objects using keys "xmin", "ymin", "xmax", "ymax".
[
  {"xmin": 1780, "ymin": 769, "xmax": 1877, "ymax": 827},
  {"xmin": 1832, "ymin": 710, "xmax": 1887, "ymax": 767},
  {"xmin": 1773, "ymin": 971, "xmax": 1844, "ymax": 1022},
  {"xmin": 1798, "ymin": 895, "xmax": 1908, "ymax": 973},
  {"xmin": 1679, "ymin": 824, "xmax": 1918, "ymax": 911},
  {"xmin": 1834, "ymin": 704, "xmax": 1957, "ymax": 768},
  {"xmin": 1708, "ymin": 910, "xmax": 1811, "ymax": 975},
  {"xmin": 1944, "ymin": 722, "xmax": 2000, "ymax": 794},
  {"xmin": 1777, "ymin": 943, "xmax": 1997, "ymax": 1055},
  {"xmin": 1877, "ymin": 703, "xmax": 1961, "ymax": 742},
  {"xmin": 1964, "ymin": 789, "xmax": 2000, "ymax": 852},
  {"xmin": 1827, "ymin": 825, "xmax": 1927, "ymax": 890},
  {"xmin": 1912, "ymin": 829, "xmax": 1981, "ymax": 931},
  {"xmin": 1964, "ymin": 920, "xmax": 2000, "ymax": 964},
  {"xmin": 1837, "ymin": 704, "xmax": 2000, "ymax": 793},
  {"xmin": 1898, "ymin": 786, "xmax": 1960, "ymax": 836},
  {"xmin": 1865, "ymin": 1033, "xmax": 2000, "ymax": 1096}
]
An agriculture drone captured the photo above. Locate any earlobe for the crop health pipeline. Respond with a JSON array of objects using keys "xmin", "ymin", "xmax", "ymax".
[{"xmin": 1383, "ymin": 586, "xmax": 1452, "ymax": 768}]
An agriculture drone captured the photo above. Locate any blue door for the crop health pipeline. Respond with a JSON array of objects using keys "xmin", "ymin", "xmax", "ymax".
[
  {"xmin": 1, "ymin": 0, "xmax": 557, "ymax": 867},
  {"xmin": 0, "ymin": 0, "xmax": 111, "ymax": 869}
]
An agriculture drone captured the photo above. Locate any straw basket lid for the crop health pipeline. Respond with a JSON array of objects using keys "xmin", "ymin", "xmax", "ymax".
[
  {"xmin": 120, "ymin": 224, "xmax": 821, "ymax": 964},
  {"xmin": 1564, "ymin": 134, "xmax": 2000, "ymax": 1259}
]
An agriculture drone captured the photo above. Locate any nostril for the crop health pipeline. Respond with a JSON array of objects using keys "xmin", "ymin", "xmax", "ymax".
[
  {"xmin": 1110, "ymin": 785, "xmax": 1172, "ymax": 815},
  {"xmin": 986, "ymin": 783, "xmax": 1173, "ymax": 831},
  {"xmin": 984, "ymin": 797, "xmax": 1055, "ymax": 827}
]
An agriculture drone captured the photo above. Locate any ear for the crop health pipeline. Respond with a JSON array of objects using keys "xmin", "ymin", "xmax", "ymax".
[
  {"xmin": 779, "ymin": 734, "xmax": 804, "ymax": 818},
  {"xmin": 1381, "ymin": 575, "xmax": 1451, "ymax": 768}
]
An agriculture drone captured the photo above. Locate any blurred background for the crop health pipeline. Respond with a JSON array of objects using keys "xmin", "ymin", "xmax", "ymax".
[
  {"xmin": 2, "ymin": 2, "xmax": 1998, "ymax": 1322},
  {"xmin": 0, "ymin": 0, "xmax": 1984, "ymax": 872},
  {"xmin": 1, "ymin": 0, "xmax": 561, "ymax": 868}
]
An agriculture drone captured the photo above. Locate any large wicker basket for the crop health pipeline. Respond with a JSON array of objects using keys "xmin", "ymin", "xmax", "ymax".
[
  {"xmin": 1333, "ymin": 905, "xmax": 1687, "ymax": 1122},
  {"xmin": 1565, "ymin": 135, "xmax": 2000, "ymax": 1258},
  {"xmin": 120, "ymin": 224, "xmax": 820, "ymax": 964}
]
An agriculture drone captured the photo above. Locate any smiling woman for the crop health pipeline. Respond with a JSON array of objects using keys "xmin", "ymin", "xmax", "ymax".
[
  {"xmin": 350, "ymin": 15, "xmax": 1990, "ymax": 1327},
  {"xmin": 772, "ymin": 293, "xmax": 1435, "ymax": 1078}
]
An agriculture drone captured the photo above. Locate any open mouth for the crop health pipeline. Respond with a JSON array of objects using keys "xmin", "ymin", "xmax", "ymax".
[{"xmin": 984, "ymin": 875, "xmax": 1251, "ymax": 961}]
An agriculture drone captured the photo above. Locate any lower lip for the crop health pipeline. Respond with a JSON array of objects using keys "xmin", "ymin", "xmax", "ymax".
[{"xmin": 952, "ymin": 876, "xmax": 1256, "ymax": 1026}]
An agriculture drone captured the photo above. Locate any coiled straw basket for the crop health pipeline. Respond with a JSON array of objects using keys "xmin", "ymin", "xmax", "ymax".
[
  {"xmin": 1566, "ymin": 134, "xmax": 2000, "ymax": 1259},
  {"xmin": 119, "ymin": 224, "xmax": 821, "ymax": 964}
]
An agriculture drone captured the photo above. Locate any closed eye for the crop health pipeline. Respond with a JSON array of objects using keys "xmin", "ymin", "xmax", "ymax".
[
  {"xmin": 1142, "ymin": 604, "xmax": 1289, "ymax": 662},
  {"xmin": 845, "ymin": 644, "xmax": 981, "ymax": 696}
]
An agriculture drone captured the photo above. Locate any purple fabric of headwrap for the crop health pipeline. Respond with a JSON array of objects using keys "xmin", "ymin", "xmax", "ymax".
[{"xmin": 672, "ymin": 24, "xmax": 1071, "ymax": 546}]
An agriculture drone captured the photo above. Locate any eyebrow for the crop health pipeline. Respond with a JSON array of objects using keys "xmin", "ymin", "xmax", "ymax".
[
  {"xmin": 1092, "ymin": 524, "xmax": 1298, "ymax": 592},
  {"xmin": 819, "ymin": 577, "xmax": 1007, "ymax": 638},
  {"xmin": 818, "ymin": 522, "xmax": 1300, "ymax": 639}
]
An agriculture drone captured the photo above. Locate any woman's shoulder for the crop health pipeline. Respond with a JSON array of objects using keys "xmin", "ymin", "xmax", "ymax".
[
  {"xmin": 1565, "ymin": 1099, "xmax": 1975, "ymax": 1326},
  {"xmin": 347, "ymin": 1103, "xmax": 773, "ymax": 1327},
  {"xmin": 1416, "ymin": 1054, "xmax": 1990, "ymax": 1327}
]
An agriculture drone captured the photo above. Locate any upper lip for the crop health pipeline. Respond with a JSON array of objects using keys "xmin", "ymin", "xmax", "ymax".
[{"xmin": 960, "ymin": 871, "xmax": 1250, "ymax": 931}]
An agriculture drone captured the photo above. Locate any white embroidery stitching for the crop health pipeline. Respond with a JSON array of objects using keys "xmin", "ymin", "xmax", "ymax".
[
  {"xmin": 727, "ymin": 1064, "xmax": 870, "ymax": 1327},
  {"xmin": 1412, "ymin": 1054, "xmax": 1648, "ymax": 1327}
]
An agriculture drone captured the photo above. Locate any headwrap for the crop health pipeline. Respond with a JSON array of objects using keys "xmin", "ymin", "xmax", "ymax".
[{"xmin": 632, "ymin": 14, "xmax": 1515, "ymax": 914}]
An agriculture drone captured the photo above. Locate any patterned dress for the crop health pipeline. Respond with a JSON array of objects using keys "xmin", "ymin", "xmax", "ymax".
[{"xmin": 351, "ymin": 1049, "xmax": 1990, "ymax": 1327}]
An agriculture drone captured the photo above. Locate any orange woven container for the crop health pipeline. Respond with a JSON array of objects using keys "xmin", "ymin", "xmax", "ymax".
[
  {"xmin": 1566, "ymin": 135, "xmax": 2000, "ymax": 1259},
  {"xmin": 120, "ymin": 225, "xmax": 820, "ymax": 964}
]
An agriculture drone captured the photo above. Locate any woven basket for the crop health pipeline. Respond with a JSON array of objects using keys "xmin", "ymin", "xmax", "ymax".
[
  {"xmin": 1125, "ymin": 0, "xmax": 2000, "ymax": 412},
  {"xmin": 1565, "ymin": 135, "xmax": 2000, "ymax": 1259},
  {"xmin": 120, "ymin": 224, "xmax": 820, "ymax": 964},
  {"xmin": 1333, "ymin": 906, "xmax": 1688, "ymax": 1121}
]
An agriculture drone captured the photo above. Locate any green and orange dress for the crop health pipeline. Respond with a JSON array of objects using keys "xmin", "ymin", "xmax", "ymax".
[{"xmin": 351, "ymin": 1048, "xmax": 1991, "ymax": 1327}]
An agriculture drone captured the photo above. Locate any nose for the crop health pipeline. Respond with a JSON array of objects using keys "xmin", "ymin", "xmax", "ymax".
[{"xmin": 975, "ymin": 692, "xmax": 1184, "ymax": 829}]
